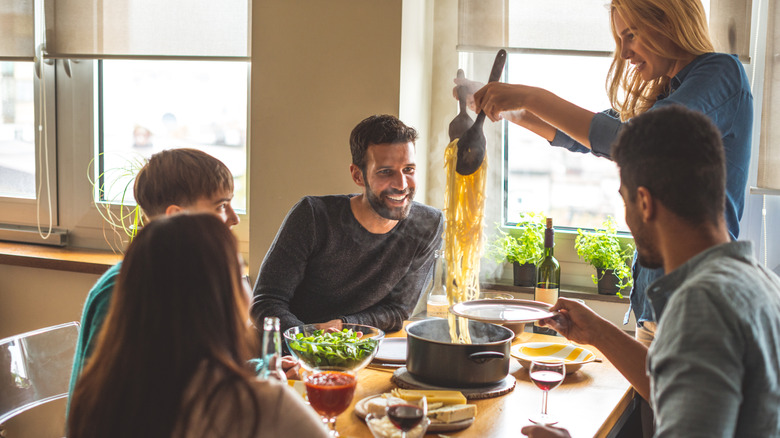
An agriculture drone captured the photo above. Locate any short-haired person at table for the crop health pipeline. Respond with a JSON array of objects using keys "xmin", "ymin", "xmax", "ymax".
[
  {"xmin": 465, "ymin": 0, "xmax": 752, "ymax": 346},
  {"xmin": 67, "ymin": 214, "xmax": 329, "ymax": 438},
  {"xmin": 251, "ymin": 114, "xmax": 444, "ymax": 333},
  {"xmin": 68, "ymin": 149, "xmax": 241, "ymax": 402},
  {"xmin": 521, "ymin": 105, "xmax": 780, "ymax": 438}
]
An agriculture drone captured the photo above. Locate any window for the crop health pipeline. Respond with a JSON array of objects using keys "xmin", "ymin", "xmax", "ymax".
[
  {"xmin": 451, "ymin": 0, "xmax": 762, "ymax": 288},
  {"xmin": 99, "ymin": 60, "xmax": 248, "ymax": 211},
  {"xmin": 0, "ymin": 0, "xmax": 250, "ymax": 248},
  {"xmin": 457, "ymin": 0, "xmax": 744, "ymax": 235},
  {"xmin": 503, "ymin": 53, "xmax": 625, "ymax": 231},
  {"xmin": 0, "ymin": 62, "xmax": 35, "ymax": 199}
]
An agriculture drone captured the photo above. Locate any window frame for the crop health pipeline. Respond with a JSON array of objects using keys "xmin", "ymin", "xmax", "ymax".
[
  {"xmin": 0, "ymin": 0, "xmax": 251, "ymax": 252},
  {"xmin": 56, "ymin": 59, "xmax": 248, "ymax": 250},
  {"xmin": 0, "ymin": 59, "xmax": 57, "ymax": 228}
]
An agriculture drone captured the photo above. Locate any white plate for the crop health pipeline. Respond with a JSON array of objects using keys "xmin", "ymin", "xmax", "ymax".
[
  {"xmin": 373, "ymin": 338, "xmax": 407, "ymax": 364},
  {"xmin": 511, "ymin": 342, "xmax": 597, "ymax": 374},
  {"xmin": 354, "ymin": 395, "xmax": 474, "ymax": 432},
  {"xmin": 449, "ymin": 299, "xmax": 554, "ymax": 324}
]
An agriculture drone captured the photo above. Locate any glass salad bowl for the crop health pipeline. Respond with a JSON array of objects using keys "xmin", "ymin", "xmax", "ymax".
[{"xmin": 283, "ymin": 323, "xmax": 385, "ymax": 372}]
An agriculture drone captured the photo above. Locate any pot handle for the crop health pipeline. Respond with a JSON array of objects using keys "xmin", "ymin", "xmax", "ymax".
[{"xmin": 468, "ymin": 351, "xmax": 505, "ymax": 364}]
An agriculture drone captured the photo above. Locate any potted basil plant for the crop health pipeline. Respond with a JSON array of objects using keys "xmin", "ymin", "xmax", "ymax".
[
  {"xmin": 574, "ymin": 216, "xmax": 634, "ymax": 297},
  {"xmin": 487, "ymin": 212, "xmax": 546, "ymax": 287}
]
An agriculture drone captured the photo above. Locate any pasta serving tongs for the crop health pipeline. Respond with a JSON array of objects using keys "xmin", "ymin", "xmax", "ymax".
[{"xmin": 455, "ymin": 49, "xmax": 507, "ymax": 176}]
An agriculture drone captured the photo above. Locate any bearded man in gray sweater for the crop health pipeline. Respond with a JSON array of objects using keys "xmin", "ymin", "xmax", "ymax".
[{"xmin": 251, "ymin": 115, "xmax": 443, "ymax": 334}]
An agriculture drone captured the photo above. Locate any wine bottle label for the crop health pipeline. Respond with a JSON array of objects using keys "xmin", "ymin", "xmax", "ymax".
[
  {"xmin": 534, "ymin": 287, "xmax": 558, "ymax": 306},
  {"xmin": 427, "ymin": 296, "xmax": 449, "ymax": 318},
  {"xmin": 534, "ymin": 287, "xmax": 559, "ymax": 330}
]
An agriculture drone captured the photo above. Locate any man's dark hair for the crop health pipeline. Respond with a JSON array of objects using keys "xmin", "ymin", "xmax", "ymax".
[
  {"xmin": 349, "ymin": 114, "xmax": 418, "ymax": 172},
  {"xmin": 612, "ymin": 105, "xmax": 726, "ymax": 226}
]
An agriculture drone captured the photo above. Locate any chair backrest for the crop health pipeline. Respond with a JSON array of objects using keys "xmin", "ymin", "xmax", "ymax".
[{"xmin": 0, "ymin": 322, "xmax": 80, "ymax": 425}]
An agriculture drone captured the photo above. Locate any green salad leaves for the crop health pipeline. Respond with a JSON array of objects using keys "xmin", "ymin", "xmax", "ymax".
[{"xmin": 288, "ymin": 328, "xmax": 379, "ymax": 369}]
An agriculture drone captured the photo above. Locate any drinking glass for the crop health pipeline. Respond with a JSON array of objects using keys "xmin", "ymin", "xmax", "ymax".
[
  {"xmin": 528, "ymin": 360, "xmax": 566, "ymax": 425},
  {"xmin": 386, "ymin": 396, "xmax": 427, "ymax": 438},
  {"xmin": 303, "ymin": 367, "xmax": 358, "ymax": 437}
]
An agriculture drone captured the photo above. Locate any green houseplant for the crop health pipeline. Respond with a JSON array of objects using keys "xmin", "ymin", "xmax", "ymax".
[
  {"xmin": 574, "ymin": 216, "xmax": 634, "ymax": 296},
  {"xmin": 487, "ymin": 212, "xmax": 546, "ymax": 287},
  {"xmin": 88, "ymin": 153, "xmax": 146, "ymax": 253}
]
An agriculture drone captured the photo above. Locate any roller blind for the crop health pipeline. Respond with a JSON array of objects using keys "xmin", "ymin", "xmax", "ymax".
[
  {"xmin": 758, "ymin": 0, "xmax": 780, "ymax": 192},
  {"xmin": 42, "ymin": 0, "xmax": 249, "ymax": 60},
  {"xmin": 709, "ymin": 0, "xmax": 752, "ymax": 62},
  {"xmin": 458, "ymin": 0, "xmax": 613, "ymax": 54},
  {"xmin": 0, "ymin": 0, "xmax": 34, "ymax": 61},
  {"xmin": 458, "ymin": 0, "xmax": 751, "ymax": 60}
]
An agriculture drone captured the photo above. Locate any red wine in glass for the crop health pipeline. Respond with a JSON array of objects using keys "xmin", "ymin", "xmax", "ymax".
[
  {"xmin": 530, "ymin": 370, "xmax": 564, "ymax": 391},
  {"xmin": 387, "ymin": 404, "xmax": 425, "ymax": 431},
  {"xmin": 528, "ymin": 360, "xmax": 566, "ymax": 426}
]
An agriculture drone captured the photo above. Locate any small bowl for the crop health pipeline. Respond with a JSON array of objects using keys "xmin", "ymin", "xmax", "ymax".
[
  {"xmin": 502, "ymin": 322, "xmax": 527, "ymax": 338},
  {"xmin": 365, "ymin": 413, "xmax": 430, "ymax": 438},
  {"xmin": 283, "ymin": 323, "xmax": 384, "ymax": 372}
]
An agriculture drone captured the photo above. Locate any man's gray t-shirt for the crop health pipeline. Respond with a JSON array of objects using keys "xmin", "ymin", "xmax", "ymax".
[
  {"xmin": 647, "ymin": 241, "xmax": 780, "ymax": 437},
  {"xmin": 251, "ymin": 195, "xmax": 443, "ymax": 333}
]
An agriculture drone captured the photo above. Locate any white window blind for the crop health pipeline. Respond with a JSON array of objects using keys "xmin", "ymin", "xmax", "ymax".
[
  {"xmin": 459, "ymin": 0, "xmax": 751, "ymax": 60},
  {"xmin": 709, "ymin": 0, "xmax": 752, "ymax": 61},
  {"xmin": 42, "ymin": 0, "xmax": 249, "ymax": 60},
  {"xmin": 458, "ymin": 0, "xmax": 613, "ymax": 54},
  {"xmin": 0, "ymin": 0, "xmax": 34, "ymax": 61},
  {"xmin": 758, "ymin": 0, "xmax": 780, "ymax": 192}
]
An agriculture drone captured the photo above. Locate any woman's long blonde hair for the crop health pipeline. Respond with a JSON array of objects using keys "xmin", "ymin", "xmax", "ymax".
[{"xmin": 607, "ymin": 0, "xmax": 714, "ymax": 120}]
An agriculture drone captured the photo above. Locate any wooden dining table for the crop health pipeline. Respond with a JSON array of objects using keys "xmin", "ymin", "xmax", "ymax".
[{"xmin": 335, "ymin": 323, "xmax": 636, "ymax": 438}]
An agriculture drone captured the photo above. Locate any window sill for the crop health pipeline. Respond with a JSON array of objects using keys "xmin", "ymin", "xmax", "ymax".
[
  {"xmin": 482, "ymin": 283, "xmax": 629, "ymax": 304},
  {"xmin": 0, "ymin": 241, "xmax": 121, "ymax": 275}
]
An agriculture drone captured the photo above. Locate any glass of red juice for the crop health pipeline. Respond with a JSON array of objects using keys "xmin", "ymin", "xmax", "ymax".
[{"xmin": 304, "ymin": 368, "xmax": 357, "ymax": 436}]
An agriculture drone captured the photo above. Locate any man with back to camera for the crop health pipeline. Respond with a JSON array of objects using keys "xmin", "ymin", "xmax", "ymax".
[
  {"xmin": 251, "ymin": 114, "xmax": 444, "ymax": 334},
  {"xmin": 522, "ymin": 105, "xmax": 780, "ymax": 438}
]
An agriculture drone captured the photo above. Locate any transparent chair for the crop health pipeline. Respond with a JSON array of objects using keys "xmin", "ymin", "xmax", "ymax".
[{"xmin": 0, "ymin": 322, "xmax": 80, "ymax": 432}]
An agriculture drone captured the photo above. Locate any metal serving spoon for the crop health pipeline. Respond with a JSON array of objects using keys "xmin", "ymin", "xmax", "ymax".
[{"xmin": 455, "ymin": 49, "xmax": 507, "ymax": 176}]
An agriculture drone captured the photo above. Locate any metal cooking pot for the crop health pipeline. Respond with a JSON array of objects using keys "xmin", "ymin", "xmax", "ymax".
[{"xmin": 405, "ymin": 319, "xmax": 514, "ymax": 387}]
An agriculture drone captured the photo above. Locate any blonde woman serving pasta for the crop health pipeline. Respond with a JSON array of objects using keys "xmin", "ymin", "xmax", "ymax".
[{"xmin": 470, "ymin": 0, "xmax": 752, "ymax": 345}]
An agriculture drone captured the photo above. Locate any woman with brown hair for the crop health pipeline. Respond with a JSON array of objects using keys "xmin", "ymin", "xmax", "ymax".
[
  {"xmin": 67, "ymin": 213, "xmax": 327, "ymax": 438},
  {"xmin": 470, "ymin": 0, "xmax": 752, "ymax": 345}
]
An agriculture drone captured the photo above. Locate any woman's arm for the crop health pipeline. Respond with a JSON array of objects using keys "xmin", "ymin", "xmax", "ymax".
[
  {"xmin": 502, "ymin": 110, "xmax": 557, "ymax": 142},
  {"xmin": 474, "ymin": 83, "xmax": 596, "ymax": 149}
]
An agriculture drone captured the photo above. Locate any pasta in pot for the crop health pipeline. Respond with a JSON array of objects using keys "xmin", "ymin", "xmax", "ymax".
[{"xmin": 443, "ymin": 138, "xmax": 487, "ymax": 344}]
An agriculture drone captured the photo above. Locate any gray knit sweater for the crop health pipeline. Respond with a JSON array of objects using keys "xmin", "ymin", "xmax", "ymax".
[{"xmin": 251, "ymin": 195, "xmax": 443, "ymax": 334}]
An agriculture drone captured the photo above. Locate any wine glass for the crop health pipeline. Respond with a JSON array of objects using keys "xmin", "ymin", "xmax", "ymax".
[
  {"xmin": 303, "ymin": 367, "xmax": 358, "ymax": 437},
  {"xmin": 386, "ymin": 396, "xmax": 427, "ymax": 438},
  {"xmin": 528, "ymin": 360, "xmax": 566, "ymax": 426}
]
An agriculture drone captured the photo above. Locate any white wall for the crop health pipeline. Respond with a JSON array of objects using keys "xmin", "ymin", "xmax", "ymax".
[
  {"xmin": 0, "ymin": 265, "xmax": 97, "ymax": 339},
  {"xmin": 248, "ymin": 0, "xmax": 406, "ymax": 278}
]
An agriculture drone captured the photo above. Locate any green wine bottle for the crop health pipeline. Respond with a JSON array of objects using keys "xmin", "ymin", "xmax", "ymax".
[{"xmin": 534, "ymin": 218, "xmax": 560, "ymax": 335}]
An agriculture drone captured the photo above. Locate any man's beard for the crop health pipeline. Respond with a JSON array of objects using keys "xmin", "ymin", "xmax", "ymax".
[
  {"xmin": 365, "ymin": 179, "xmax": 414, "ymax": 221},
  {"xmin": 633, "ymin": 225, "xmax": 663, "ymax": 269}
]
